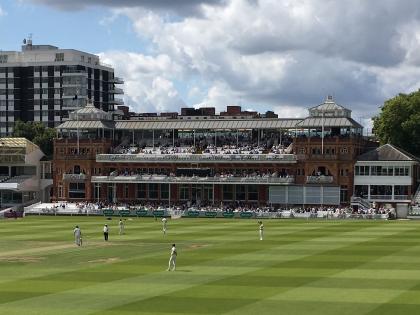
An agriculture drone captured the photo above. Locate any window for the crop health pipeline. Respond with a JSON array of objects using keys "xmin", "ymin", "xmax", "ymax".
[
  {"xmin": 340, "ymin": 169, "xmax": 349, "ymax": 176},
  {"xmin": 58, "ymin": 184, "xmax": 63, "ymax": 198},
  {"xmin": 223, "ymin": 185, "xmax": 233, "ymax": 200},
  {"xmin": 179, "ymin": 184, "xmax": 189, "ymax": 200},
  {"xmin": 340, "ymin": 147, "xmax": 348, "ymax": 154},
  {"xmin": 247, "ymin": 185, "xmax": 259, "ymax": 201},
  {"xmin": 236, "ymin": 185, "xmax": 246, "ymax": 201},
  {"xmin": 148, "ymin": 184, "xmax": 158, "ymax": 199},
  {"xmin": 381, "ymin": 166, "xmax": 393, "ymax": 176},
  {"xmin": 160, "ymin": 184, "xmax": 169, "ymax": 199},
  {"xmin": 137, "ymin": 183, "xmax": 146, "ymax": 199},
  {"xmin": 124, "ymin": 184, "xmax": 129, "ymax": 198},
  {"xmin": 355, "ymin": 185, "xmax": 368, "ymax": 198},
  {"xmin": 370, "ymin": 185, "xmax": 392, "ymax": 198},
  {"xmin": 69, "ymin": 183, "xmax": 85, "ymax": 199},
  {"xmin": 340, "ymin": 185, "xmax": 348, "ymax": 203},
  {"xmin": 355, "ymin": 166, "xmax": 369, "ymax": 176},
  {"xmin": 394, "ymin": 185, "xmax": 409, "ymax": 196},
  {"xmin": 55, "ymin": 53, "xmax": 64, "ymax": 62},
  {"xmin": 395, "ymin": 166, "xmax": 409, "ymax": 176},
  {"xmin": 0, "ymin": 55, "xmax": 8, "ymax": 64},
  {"xmin": 73, "ymin": 165, "xmax": 81, "ymax": 174}
]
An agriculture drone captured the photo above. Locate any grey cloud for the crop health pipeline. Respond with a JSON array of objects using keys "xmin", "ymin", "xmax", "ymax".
[
  {"xmin": 27, "ymin": 0, "xmax": 226, "ymax": 16},
  {"xmin": 230, "ymin": 0, "xmax": 420, "ymax": 67}
]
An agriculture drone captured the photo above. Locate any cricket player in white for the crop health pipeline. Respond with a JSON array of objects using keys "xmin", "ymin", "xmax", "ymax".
[
  {"xmin": 259, "ymin": 221, "xmax": 264, "ymax": 240},
  {"xmin": 103, "ymin": 224, "xmax": 109, "ymax": 241},
  {"xmin": 162, "ymin": 217, "xmax": 167, "ymax": 235},
  {"xmin": 73, "ymin": 225, "xmax": 82, "ymax": 246},
  {"xmin": 119, "ymin": 219, "xmax": 125, "ymax": 235},
  {"xmin": 167, "ymin": 243, "xmax": 177, "ymax": 271}
]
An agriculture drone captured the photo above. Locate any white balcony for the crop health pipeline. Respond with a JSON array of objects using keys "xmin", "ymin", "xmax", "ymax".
[
  {"xmin": 96, "ymin": 153, "xmax": 298, "ymax": 164},
  {"xmin": 91, "ymin": 175, "xmax": 295, "ymax": 185},
  {"xmin": 306, "ymin": 175, "xmax": 334, "ymax": 184},
  {"xmin": 62, "ymin": 173, "xmax": 86, "ymax": 181}
]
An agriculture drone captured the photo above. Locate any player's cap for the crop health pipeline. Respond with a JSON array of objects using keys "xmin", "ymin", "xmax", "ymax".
[
  {"xmin": 172, "ymin": 243, "xmax": 175, "ymax": 246},
  {"xmin": 75, "ymin": 225, "xmax": 79, "ymax": 228}
]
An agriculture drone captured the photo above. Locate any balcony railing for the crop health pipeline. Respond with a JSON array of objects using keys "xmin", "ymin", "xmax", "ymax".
[
  {"xmin": 394, "ymin": 195, "xmax": 410, "ymax": 200},
  {"xmin": 62, "ymin": 70, "xmax": 88, "ymax": 76},
  {"xmin": 109, "ymin": 87, "xmax": 124, "ymax": 94},
  {"xmin": 96, "ymin": 153, "xmax": 297, "ymax": 163},
  {"xmin": 62, "ymin": 174, "xmax": 87, "ymax": 181},
  {"xmin": 108, "ymin": 98, "xmax": 124, "ymax": 105},
  {"xmin": 306, "ymin": 175, "xmax": 334, "ymax": 184},
  {"xmin": 91, "ymin": 175, "xmax": 295, "ymax": 185},
  {"xmin": 369, "ymin": 195, "xmax": 393, "ymax": 200},
  {"xmin": 369, "ymin": 195, "xmax": 409, "ymax": 201},
  {"xmin": 112, "ymin": 77, "xmax": 124, "ymax": 84}
]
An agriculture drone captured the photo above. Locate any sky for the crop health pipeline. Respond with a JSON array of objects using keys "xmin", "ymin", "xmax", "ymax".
[{"xmin": 2, "ymin": 0, "xmax": 420, "ymax": 130}]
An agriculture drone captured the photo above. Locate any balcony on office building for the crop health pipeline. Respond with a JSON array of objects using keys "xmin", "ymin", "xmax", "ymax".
[
  {"xmin": 109, "ymin": 87, "xmax": 124, "ymax": 94},
  {"xmin": 111, "ymin": 77, "xmax": 124, "ymax": 84}
]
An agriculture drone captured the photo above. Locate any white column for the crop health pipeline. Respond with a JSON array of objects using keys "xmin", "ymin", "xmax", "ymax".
[
  {"xmin": 236, "ymin": 130, "xmax": 239, "ymax": 147},
  {"xmin": 169, "ymin": 183, "xmax": 172, "ymax": 208},
  {"xmin": 113, "ymin": 183, "xmax": 117, "ymax": 203}
]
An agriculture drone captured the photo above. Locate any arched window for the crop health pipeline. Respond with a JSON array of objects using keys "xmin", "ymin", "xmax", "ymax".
[{"xmin": 73, "ymin": 165, "xmax": 81, "ymax": 174}]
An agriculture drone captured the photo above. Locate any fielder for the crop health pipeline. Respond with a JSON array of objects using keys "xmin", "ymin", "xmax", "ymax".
[
  {"xmin": 103, "ymin": 224, "xmax": 109, "ymax": 241},
  {"xmin": 119, "ymin": 219, "xmax": 125, "ymax": 235},
  {"xmin": 162, "ymin": 217, "xmax": 167, "ymax": 235},
  {"xmin": 258, "ymin": 221, "xmax": 264, "ymax": 240},
  {"xmin": 167, "ymin": 243, "xmax": 177, "ymax": 271},
  {"xmin": 73, "ymin": 225, "xmax": 82, "ymax": 246}
]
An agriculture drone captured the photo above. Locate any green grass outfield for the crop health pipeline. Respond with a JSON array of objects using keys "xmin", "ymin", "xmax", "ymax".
[{"xmin": 1, "ymin": 217, "xmax": 420, "ymax": 314}]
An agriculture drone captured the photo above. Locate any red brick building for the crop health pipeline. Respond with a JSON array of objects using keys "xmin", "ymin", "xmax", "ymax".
[{"xmin": 53, "ymin": 97, "xmax": 378, "ymax": 206}]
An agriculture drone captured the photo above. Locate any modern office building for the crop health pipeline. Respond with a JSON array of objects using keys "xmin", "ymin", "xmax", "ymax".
[
  {"xmin": 0, "ymin": 38, "xmax": 124, "ymax": 135},
  {"xmin": 51, "ymin": 96, "xmax": 402, "ymax": 208}
]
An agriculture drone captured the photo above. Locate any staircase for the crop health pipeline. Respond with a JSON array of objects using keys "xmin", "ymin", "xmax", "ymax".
[
  {"xmin": 413, "ymin": 185, "xmax": 420, "ymax": 205},
  {"xmin": 350, "ymin": 196, "xmax": 371, "ymax": 209},
  {"xmin": 284, "ymin": 142, "xmax": 293, "ymax": 154}
]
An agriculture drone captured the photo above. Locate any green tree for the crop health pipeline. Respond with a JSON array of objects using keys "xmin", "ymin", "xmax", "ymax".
[
  {"xmin": 373, "ymin": 90, "xmax": 420, "ymax": 156},
  {"xmin": 12, "ymin": 121, "xmax": 56, "ymax": 157}
]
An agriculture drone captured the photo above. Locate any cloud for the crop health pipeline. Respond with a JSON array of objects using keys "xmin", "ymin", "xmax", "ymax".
[
  {"xmin": 99, "ymin": 51, "xmax": 185, "ymax": 113},
  {"xmin": 26, "ymin": 0, "xmax": 226, "ymax": 16},
  {"xmin": 0, "ymin": 5, "xmax": 6, "ymax": 16},
  {"xmin": 36, "ymin": 0, "xmax": 420, "ymax": 121}
]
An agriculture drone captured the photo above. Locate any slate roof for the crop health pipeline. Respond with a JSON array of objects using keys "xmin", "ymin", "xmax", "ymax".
[{"xmin": 357, "ymin": 144, "xmax": 419, "ymax": 161}]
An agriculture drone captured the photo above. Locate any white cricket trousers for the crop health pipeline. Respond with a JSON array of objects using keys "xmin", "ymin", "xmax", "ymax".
[
  {"xmin": 259, "ymin": 230, "xmax": 264, "ymax": 240},
  {"xmin": 168, "ymin": 255, "xmax": 176, "ymax": 271}
]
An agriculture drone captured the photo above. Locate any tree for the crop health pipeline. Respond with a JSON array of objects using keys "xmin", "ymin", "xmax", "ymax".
[
  {"xmin": 373, "ymin": 90, "xmax": 420, "ymax": 157},
  {"xmin": 12, "ymin": 121, "xmax": 56, "ymax": 157}
]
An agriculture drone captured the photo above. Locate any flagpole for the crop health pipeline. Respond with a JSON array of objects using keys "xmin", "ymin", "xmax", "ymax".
[{"xmin": 321, "ymin": 111, "xmax": 324, "ymax": 155}]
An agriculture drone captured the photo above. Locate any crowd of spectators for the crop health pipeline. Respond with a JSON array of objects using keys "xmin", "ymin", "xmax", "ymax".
[{"xmin": 112, "ymin": 133, "xmax": 294, "ymax": 156}]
